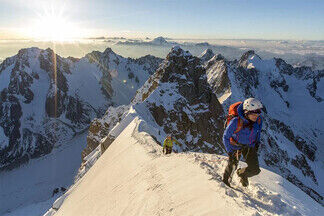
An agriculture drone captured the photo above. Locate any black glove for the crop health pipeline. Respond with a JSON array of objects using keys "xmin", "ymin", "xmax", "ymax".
[{"xmin": 255, "ymin": 142, "xmax": 260, "ymax": 152}]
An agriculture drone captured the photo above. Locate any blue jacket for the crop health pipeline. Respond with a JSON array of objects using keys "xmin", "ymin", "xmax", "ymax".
[{"xmin": 223, "ymin": 103, "xmax": 262, "ymax": 153}]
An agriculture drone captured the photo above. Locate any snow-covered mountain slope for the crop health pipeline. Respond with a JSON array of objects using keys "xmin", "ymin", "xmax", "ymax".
[
  {"xmin": 205, "ymin": 50, "xmax": 324, "ymax": 204},
  {"xmin": 80, "ymin": 47, "xmax": 323, "ymax": 205},
  {"xmin": 0, "ymin": 47, "xmax": 162, "ymax": 170},
  {"xmin": 83, "ymin": 48, "xmax": 162, "ymax": 104},
  {"xmin": 38, "ymin": 47, "xmax": 323, "ymax": 215},
  {"xmin": 44, "ymin": 115, "xmax": 323, "ymax": 216},
  {"xmin": 0, "ymin": 131, "xmax": 87, "ymax": 215},
  {"xmin": 82, "ymin": 46, "xmax": 225, "ymax": 161}
]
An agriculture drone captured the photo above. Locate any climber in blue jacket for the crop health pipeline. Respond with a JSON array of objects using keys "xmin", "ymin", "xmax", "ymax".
[{"xmin": 223, "ymin": 98, "xmax": 263, "ymax": 187}]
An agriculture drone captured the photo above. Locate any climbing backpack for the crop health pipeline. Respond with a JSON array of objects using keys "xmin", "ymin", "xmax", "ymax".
[{"xmin": 224, "ymin": 101, "xmax": 243, "ymax": 134}]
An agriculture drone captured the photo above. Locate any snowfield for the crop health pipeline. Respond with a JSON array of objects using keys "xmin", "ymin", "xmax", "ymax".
[
  {"xmin": 0, "ymin": 132, "xmax": 88, "ymax": 215},
  {"xmin": 44, "ymin": 116, "xmax": 323, "ymax": 216}
]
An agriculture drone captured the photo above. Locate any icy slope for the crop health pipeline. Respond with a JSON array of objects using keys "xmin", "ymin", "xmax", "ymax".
[
  {"xmin": 0, "ymin": 132, "xmax": 87, "ymax": 215},
  {"xmin": 45, "ymin": 117, "xmax": 323, "ymax": 216}
]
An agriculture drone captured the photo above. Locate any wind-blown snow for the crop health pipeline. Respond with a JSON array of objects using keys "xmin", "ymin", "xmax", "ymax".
[{"xmin": 44, "ymin": 116, "xmax": 323, "ymax": 216}]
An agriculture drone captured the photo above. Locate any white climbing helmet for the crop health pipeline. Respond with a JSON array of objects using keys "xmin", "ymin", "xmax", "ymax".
[{"xmin": 243, "ymin": 98, "xmax": 263, "ymax": 111}]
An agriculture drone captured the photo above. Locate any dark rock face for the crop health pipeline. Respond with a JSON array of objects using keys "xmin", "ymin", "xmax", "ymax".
[
  {"xmin": 268, "ymin": 119, "xmax": 316, "ymax": 162},
  {"xmin": 306, "ymin": 70, "xmax": 324, "ymax": 102},
  {"xmin": 205, "ymin": 58, "xmax": 230, "ymax": 96},
  {"xmin": 85, "ymin": 47, "xmax": 226, "ymax": 161},
  {"xmin": 0, "ymin": 49, "xmax": 54, "ymax": 170},
  {"xmin": 199, "ymin": 49, "xmax": 215, "ymax": 63},
  {"xmin": 39, "ymin": 48, "xmax": 74, "ymax": 119},
  {"xmin": 134, "ymin": 55, "xmax": 163, "ymax": 75},
  {"xmin": 66, "ymin": 97, "xmax": 91, "ymax": 125},
  {"xmin": 144, "ymin": 47, "xmax": 225, "ymax": 153},
  {"xmin": 85, "ymin": 49, "xmax": 113, "ymax": 97},
  {"xmin": 83, "ymin": 119, "xmax": 110, "ymax": 161},
  {"xmin": 0, "ymin": 96, "xmax": 23, "ymax": 168},
  {"xmin": 39, "ymin": 48, "xmax": 70, "ymax": 92},
  {"xmin": 291, "ymin": 154, "xmax": 316, "ymax": 183},
  {"xmin": 276, "ymin": 57, "xmax": 324, "ymax": 102},
  {"xmin": 238, "ymin": 50, "xmax": 256, "ymax": 67},
  {"xmin": 9, "ymin": 63, "xmax": 34, "ymax": 104},
  {"xmin": 83, "ymin": 105, "xmax": 128, "ymax": 161}
]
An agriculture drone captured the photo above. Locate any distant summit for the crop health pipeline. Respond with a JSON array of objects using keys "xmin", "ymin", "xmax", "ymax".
[
  {"xmin": 195, "ymin": 42, "xmax": 211, "ymax": 47},
  {"xmin": 116, "ymin": 36, "xmax": 178, "ymax": 46},
  {"xmin": 199, "ymin": 48, "xmax": 215, "ymax": 63},
  {"xmin": 150, "ymin": 36, "xmax": 168, "ymax": 45}
]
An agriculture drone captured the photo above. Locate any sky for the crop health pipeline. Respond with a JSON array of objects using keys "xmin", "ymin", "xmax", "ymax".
[{"xmin": 0, "ymin": 0, "xmax": 323, "ymax": 40}]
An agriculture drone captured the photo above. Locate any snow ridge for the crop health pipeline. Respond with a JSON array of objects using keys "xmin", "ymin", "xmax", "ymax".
[{"xmin": 44, "ymin": 115, "xmax": 323, "ymax": 216}]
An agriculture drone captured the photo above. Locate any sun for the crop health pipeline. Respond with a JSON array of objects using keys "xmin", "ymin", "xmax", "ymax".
[{"xmin": 28, "ymin": 8, "xmax": 82, "ymax": 41}]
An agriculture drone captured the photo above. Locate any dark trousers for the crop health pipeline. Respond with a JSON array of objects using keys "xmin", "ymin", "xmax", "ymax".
[
  {"xmin": 223, "ymin": 147, "xmax": 261, "ymax": 181},
  {"xmin": 164, "ymin": 146, "xmax": 172, "ymax": 154}
]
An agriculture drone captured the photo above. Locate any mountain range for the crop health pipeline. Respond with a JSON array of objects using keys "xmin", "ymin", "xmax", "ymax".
[
  {"xmin": 82, "ymin": 47, "xmax": 323, "ymax": 204},
  {"xmin": 0, "ymin": 47, "xmax": 162, "ymax": 170},
  {"xmin": 0, "ymin": 45, "xmax": 323, "ymax": 215}
]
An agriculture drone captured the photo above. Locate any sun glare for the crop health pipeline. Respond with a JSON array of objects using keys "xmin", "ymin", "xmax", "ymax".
[
  {"xmin": 27, "ymin": 3, "xmax": 83, "ymax": 42},
  {"xmin": 30, "ymin": 14, "xmax": 80, "ymax": 41}
]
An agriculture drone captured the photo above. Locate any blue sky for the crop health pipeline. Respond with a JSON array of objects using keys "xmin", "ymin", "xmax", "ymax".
[{"xmin": 0, "ymin": 0, "xmax": 323, "ymax": 40}]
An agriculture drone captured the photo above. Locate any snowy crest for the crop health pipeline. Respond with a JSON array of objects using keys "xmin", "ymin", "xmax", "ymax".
[
  {"xmin": 150, "ymin": 36, "xmax": 169, "ymax": 45},
  {"xmin": 199, "ymin": 48, "xmax": 215, "ymax": 63}
]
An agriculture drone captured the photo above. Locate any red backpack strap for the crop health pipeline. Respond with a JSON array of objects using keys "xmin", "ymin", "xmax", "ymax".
[
  {"xmin": 230, "ymin": 118, "xmax": 243, "ymax": 146},
  {"xmin": 257, "ymin": 117, "xmax": 261, "ymax": 125},
  {"xmin": 234, "ymin": 117, "xmax": 243, "ymax": 134}
]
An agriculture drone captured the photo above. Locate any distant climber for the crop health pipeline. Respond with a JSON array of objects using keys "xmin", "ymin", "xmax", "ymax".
[
  {"xmin": 222, "ymin": 98, "xmax": 263, "ymax": 187},
  {"xmin": 52, "ymin": 187, "xmax": 67, "ymax": 196},
  {"xmin": 163, "ymin": 135, "xmax": 181, "ymax": 154},
  {"xmin": 52, "ymin": 188, "xmax": 59, "ymax": 197}
]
